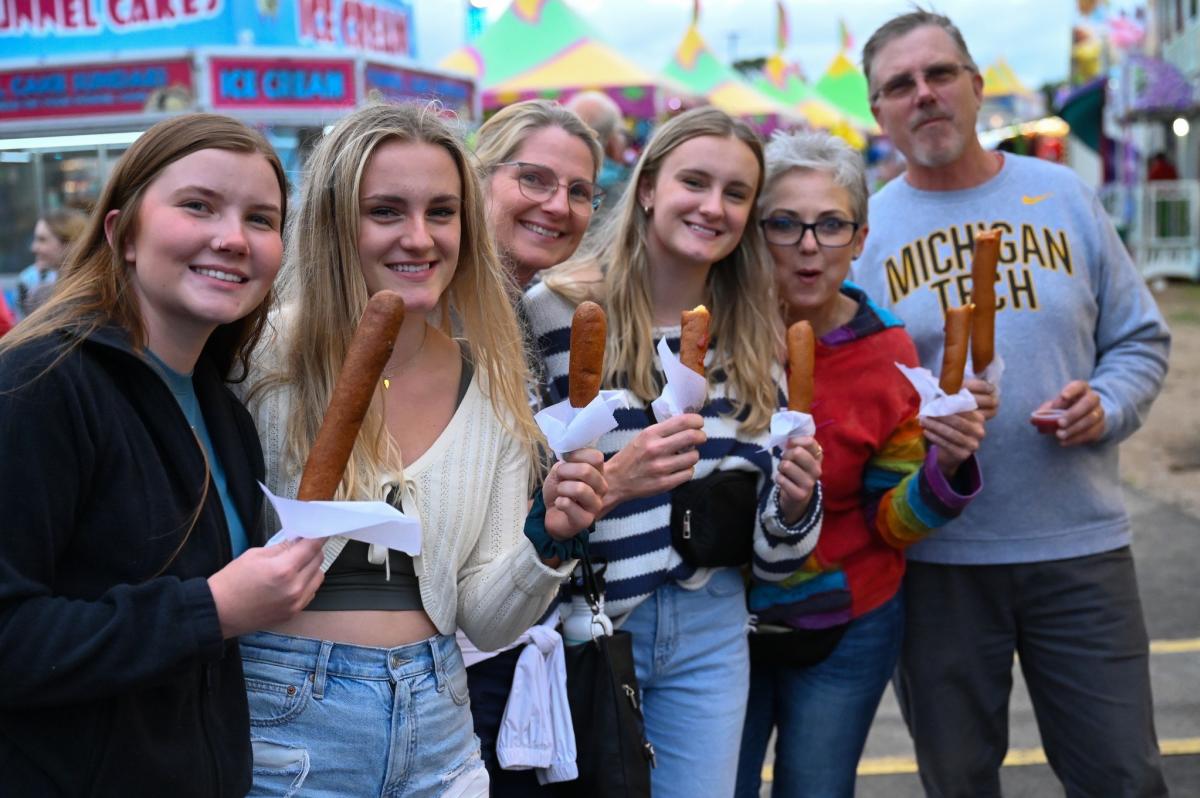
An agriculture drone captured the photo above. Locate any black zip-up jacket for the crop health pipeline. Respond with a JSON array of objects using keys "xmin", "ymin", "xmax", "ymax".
[{"xmin": 0, "ymin": 327, "xmax": 265, "ymax": 796}]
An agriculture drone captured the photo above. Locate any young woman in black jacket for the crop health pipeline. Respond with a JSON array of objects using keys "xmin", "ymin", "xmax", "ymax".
[{"xmin": 0, "ymin": 113, "xmax": 325, "ymax": 797}]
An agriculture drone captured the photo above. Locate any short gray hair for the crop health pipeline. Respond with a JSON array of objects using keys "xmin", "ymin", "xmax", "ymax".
[
  {"xmin": 861, "ymin": 8, "xmax": 976, "ymax": 86},
  {"xmin": 761, "ymin": 131, "xmax": 869, "ymax": 224},
  {"xmin": 565, "ymin": 90, "xmax": 622, "ymax": 147}
]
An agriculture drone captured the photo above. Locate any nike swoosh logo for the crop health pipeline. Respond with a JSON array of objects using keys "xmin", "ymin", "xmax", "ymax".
[{"xmin": 1022, "ymin": 193, "xmax": 1051, "ymax": 205}]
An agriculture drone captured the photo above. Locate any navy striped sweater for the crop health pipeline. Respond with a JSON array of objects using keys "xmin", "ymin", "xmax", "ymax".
[{"xmin": 524, "ymin": 282, "xmax": 823, "ymax": 620}]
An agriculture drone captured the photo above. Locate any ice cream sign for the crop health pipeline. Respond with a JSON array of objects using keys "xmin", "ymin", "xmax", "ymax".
[
  {"xmin": 208, "ymin": 56, "xmax": 356, "ymax": 110},
  {"xmin": 299, "ymin": 0, "xmax": 412, "ymax": 56}
]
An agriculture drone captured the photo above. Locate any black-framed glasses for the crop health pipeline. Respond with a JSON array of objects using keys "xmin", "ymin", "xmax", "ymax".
[
  {"xmin": 761, "ymin": 217, "xmax": 861, "ymax": 248},
  {"xmin": 870, "ymin": 61, "xmax": 976, "ymax": 103},
  {"xmin": 495, "ymin": 161, "xmax": 605, "ymax": 213}
]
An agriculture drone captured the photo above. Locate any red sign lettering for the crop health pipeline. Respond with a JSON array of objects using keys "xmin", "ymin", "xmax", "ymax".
[{"xmin": 0, "ymin": 0, "xmax": 100, "ymax": 32}]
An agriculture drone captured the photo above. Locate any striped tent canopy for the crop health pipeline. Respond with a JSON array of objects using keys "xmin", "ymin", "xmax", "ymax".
[
  {"xmin": 662, "ymin": 24, "xmax": 797, "ymax": 129},
  {"xmin": 752, "ymin": 53, "xmax": 866, "ymax": 145},
  {"xmin": 983, "ymin": 58, "xmax": 1034, "ymax": 98},
  {"xmin": 813, "ymin": 51, "xmax": 878, "ymax": 133},
  {"xmin": 439, "ymin": 0, "xmax": 688, "ymax": 117}
]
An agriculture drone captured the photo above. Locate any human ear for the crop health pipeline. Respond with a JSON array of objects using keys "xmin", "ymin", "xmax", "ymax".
[{"xmin": 103, "ymin": 210, "xmax": 135, "ymax": 263}]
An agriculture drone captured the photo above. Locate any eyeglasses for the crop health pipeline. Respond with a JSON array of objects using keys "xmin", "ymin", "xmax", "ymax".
[
  {"xmin": 870, "ymin": 62, "xmax": 975, "ymax": 103},
  {"xmin": 761, "ymin": 217, "xmax": 861, "ymax": 248},
  {"xmin": 495, "ymin": 161, "xmax": 605, "ymax": 213}
]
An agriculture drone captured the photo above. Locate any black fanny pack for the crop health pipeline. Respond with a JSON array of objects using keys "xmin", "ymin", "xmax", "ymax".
[
  {"xmin": 669, "ymin": 469, "xmax": 759, "ymax": 568},
  {"xmin": 749, "ymin": 622, "xmax": 848, "ymax": 668}
]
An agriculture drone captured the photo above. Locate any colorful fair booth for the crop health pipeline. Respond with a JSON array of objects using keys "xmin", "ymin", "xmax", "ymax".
[
  {"xmin": 439, "ymin": 0, "xmax": 687, "ymax": 119},
  {"xmin": 662, "ymin": 23, "xmax": 797, "ymax": 132},
  {"xmin": 0, "ymin": 1, "xmax": 475, "ymax": 274}
]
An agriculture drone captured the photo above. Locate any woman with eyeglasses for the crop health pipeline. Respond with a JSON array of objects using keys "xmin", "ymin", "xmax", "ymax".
[
  {"xmin": 476, "ymin": 100, "xmax": 605, "ymax": 291},
  {"xmin": 525, "ymin": 108, "xmax": 824, "ymax": 798},
  {"xmin": 464, "ymin": 100, "xmax": 605, "ymax": 794},
  {"xmin": 733, "ymin": 131, "xmax": 985, "ymax": 798}
]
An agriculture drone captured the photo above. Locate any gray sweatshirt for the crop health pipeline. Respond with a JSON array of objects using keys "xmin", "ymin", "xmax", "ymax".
[{"xmin": 853, "ymin": 153, "xmax": 1170, "ymax": 564}]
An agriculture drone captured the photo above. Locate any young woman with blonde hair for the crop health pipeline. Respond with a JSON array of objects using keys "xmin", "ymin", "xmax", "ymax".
[
  {"xmin": 524, "ymin": 106, "xmax": 824, "ymax": 797},
  {"xmin": 240, "ymin": 102, "xmax": 605, "ymax": 797},
  {"xmin": 0, "ymin": 113, "xmax": 325, "ymax": 796},
  {"xmin": 17, "ymin": 206, "xmax": 87, "ymax": 317}
]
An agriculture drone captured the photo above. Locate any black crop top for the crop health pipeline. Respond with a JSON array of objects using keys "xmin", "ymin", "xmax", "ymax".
[{"xmin": 305, "ymin": 348, "xmax": 473, "ymax": 612}]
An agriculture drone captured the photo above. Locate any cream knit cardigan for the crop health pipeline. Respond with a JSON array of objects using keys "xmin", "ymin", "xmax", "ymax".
[{"xmin": 245, "ymin": 358, "xmax": 574, "ymax": 652}]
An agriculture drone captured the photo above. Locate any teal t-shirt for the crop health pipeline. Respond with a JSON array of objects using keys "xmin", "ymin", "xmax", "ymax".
[{"xmin": 145, "ymin": 349, "xmax": 249, "ymax": 557}]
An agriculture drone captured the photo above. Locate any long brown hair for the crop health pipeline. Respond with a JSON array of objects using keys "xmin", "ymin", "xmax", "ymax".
[
  {"xmin": 546, "ymin": 107, "xmax": 781, "ymax": 433},
  {"xmin": 0, "ymin": 114, "xmax": 286, "ymax": 578},
  {"xmin": 1, "ymin": 113, "xmax": 287, "ymax": 380}
]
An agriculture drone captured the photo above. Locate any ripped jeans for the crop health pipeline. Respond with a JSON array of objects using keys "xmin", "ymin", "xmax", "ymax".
[{"xmin": 241, "ymin": 631, "xmax": 488, "ymax": 798}]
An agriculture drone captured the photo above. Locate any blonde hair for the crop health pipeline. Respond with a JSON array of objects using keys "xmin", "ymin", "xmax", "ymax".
[
  {"xmin": 546, "ymin": 107, "xmax": 781, "ymax": 434},
  {"xmin": 0, "ymin": 113, "xmax": 286, "ymax": 380},
  {"xmin": 257, "ymin": 102, "xmax": 542, "ymax": 499},
  {"xmin": 474, "ymin": 99, "xmax": 602, "ymax": 179},
  {"xmin": 41, "ymin": 207, "xmax": 88, "ymax": 250}
]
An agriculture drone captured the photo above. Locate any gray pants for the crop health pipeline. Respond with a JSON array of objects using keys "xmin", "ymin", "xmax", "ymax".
[{"xmin": 896, "ymin": 547, "xmax": 1169, "ymax": 798}]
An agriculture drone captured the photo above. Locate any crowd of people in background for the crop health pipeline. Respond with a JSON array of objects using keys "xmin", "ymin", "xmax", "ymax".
[{"xmin": 0, "ymin": 8, "xmax": 1170, "ymax": 798}]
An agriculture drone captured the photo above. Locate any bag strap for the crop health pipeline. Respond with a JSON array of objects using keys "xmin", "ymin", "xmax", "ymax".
[{"xmin": 578, "ymin": 549, "xmax": 603, "ymax": 616}]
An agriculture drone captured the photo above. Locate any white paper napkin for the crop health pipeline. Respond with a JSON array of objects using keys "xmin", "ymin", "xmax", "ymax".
[
  {"xmin": 766, "ymin": 410, "xmax": 817, "ymax": 451},
  {"xmin": 650, "ymin": 337, "xmax": 708, "ymax": 422},
  {"xmin": 966, "ymin": 353, "xmax": 1005, "ymax": 393},
  {"xmin": 534, "ymin": 390, "xmax": 628, "ymax": 460},
  {"xmin": 895, "ymin": 363, "xmax": 979, "ymax": 419},
  {"xmin": 261, "ymin": 483, "xmax": 422, "ymax": 554}
]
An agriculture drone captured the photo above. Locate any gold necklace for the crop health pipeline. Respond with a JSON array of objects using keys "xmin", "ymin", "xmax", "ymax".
[{"xmin": 382, "ymin": 324, "xmax": 428, "ymax": 391}]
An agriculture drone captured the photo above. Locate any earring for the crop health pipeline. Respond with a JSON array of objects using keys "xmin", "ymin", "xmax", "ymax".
[{"xmin": 643, "ymin": 205, "xmax": 651, "ymax": 215}]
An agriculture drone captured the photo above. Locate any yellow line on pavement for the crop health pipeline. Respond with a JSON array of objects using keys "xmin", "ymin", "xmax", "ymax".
[
  {"xmin": 1150, "ymin": 637, "xmax": 1200, "ymax": 654},
  {"xmin": 1161, "ymin": 737, "xmax": 1200, "ymax": 756},
  {"xmin": 760, "ymin": 738, "xmax": 1200, "ymax": 782}
]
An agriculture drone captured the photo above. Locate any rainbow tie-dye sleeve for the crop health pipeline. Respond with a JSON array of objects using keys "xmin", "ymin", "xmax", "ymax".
[{"xmin": 867, "ymin": 416, "xmax": 980, "ymax": 549}]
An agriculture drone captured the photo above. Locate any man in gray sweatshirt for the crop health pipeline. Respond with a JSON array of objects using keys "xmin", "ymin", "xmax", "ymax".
[{"xmin": 852, "ymin": 10, "xmax": 1170, "ymax": 798}]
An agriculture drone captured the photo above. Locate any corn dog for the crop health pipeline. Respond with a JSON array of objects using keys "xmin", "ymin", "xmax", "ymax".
[
  {"xmin": 970, "ymin": 228, "xmax": 1001, "ymax": 374},
  {"xmin": 297, "ymin": 290, "xmax": 406, "ymax": 500},
  {"xmin": 939, "ymin": 304, "xmax": 974, "ymax": 394},
  {"xmin": 569, "ymin": 301, "xmax": 607, "ymax": 407},
  {"xmin": 786, "ymin": 320, "xmax": 815, "ymax": 412},
  {"xmin": 680, "ymin": 305, "xmax": 710, "ymax": 376}
]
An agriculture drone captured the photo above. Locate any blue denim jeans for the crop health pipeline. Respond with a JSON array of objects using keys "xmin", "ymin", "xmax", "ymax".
[
  {"xmin": 620, "ymin": 567, "xmax": 751, "ymax": 798},
  {"xmin": 735, "ymin": 593, "xmax": 904, "ymax": 798},
  {"xmin": 241, "ymin": 631, "xmax": 487, "ymax": 798}
]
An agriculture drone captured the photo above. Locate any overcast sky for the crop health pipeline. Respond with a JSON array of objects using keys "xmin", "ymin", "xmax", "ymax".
[{"xmin": 414, "ymin": 0, "xmax": 1141, "ymax": 91}]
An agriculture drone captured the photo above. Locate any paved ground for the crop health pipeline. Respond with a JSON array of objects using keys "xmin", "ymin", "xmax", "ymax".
[{"xmin": 760, "ymin": 485, "xmax": 1200, "ymax": 797}]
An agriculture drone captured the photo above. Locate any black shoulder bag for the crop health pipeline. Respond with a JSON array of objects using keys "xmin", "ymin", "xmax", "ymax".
[{"xmin": 554, "ymin": 554, "xmax": 655, "ymax": 798}]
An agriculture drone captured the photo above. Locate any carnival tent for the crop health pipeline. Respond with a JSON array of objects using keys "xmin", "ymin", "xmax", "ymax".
[
  {"xmin": 980, "ymin": 57, "xmax": 1045, "ymax": 128},
  {"xmin": 662, "ymin": 24, "xmax": 797, "ymax": 124},
  {"xmin": 439, "ymin": 0, "xmax": 685, "ymax": 117},
  {"xmin": 813, "ymin": 52, "xmax": 878, "ymax": 133},
  {"xmin": 752, "ymin": 54, "xmax": 869, "ymax": 147},
  {"xmin": 983, "ymin": 58, "xmax": 1033, "ymax": 98}
]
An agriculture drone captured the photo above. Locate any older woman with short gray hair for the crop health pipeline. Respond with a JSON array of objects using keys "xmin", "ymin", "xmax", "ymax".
[{"xmin": 735, "ymin": 130, "xmax": 985, "ymax": 798}]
